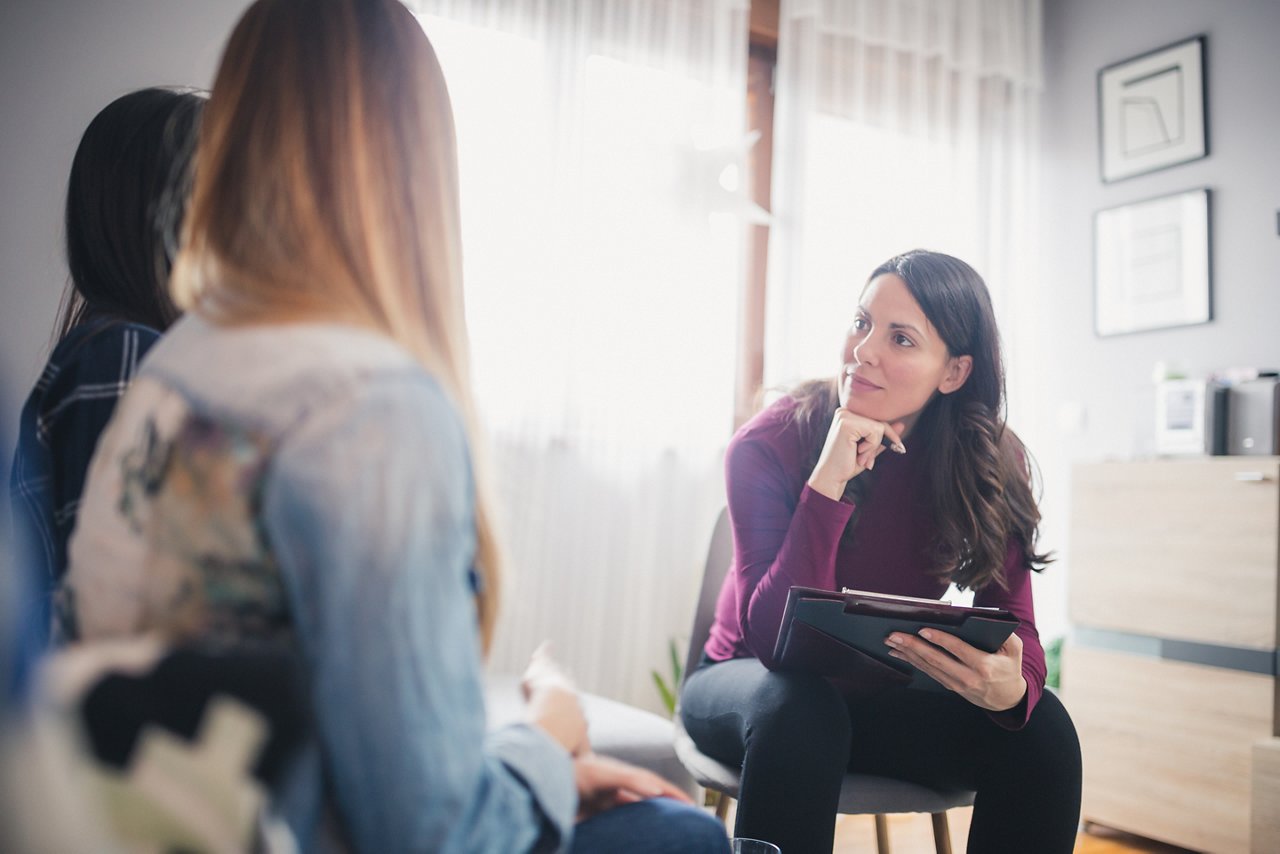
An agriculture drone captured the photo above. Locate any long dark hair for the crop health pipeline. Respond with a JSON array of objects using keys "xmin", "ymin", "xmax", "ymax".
[
  {"xmin": 791, "ymin": 250, "xmax": 1051, "ymax": 590},
  {"xmin": 54, "ymin": 87, "xmax": 205, "ymax": 340}
]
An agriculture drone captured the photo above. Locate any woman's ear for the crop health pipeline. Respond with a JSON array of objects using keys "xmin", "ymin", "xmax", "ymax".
[{"xmin": 938, "ymin": 354, "xmax": 973, "ymax": 395}]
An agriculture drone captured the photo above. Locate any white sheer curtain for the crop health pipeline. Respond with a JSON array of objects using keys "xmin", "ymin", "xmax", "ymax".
[
  {"xmin": 765, "ymin": 0, "xmax": 1043, "ymax": 416},
  {"xmin": 407, "ymin": 1, "xmax": 749, "ymax": 711}
]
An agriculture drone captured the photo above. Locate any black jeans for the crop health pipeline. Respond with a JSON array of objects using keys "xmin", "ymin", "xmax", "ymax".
[{"xmin": 680, "ymin": 656, "xmax": 1081, "ymax": 854}]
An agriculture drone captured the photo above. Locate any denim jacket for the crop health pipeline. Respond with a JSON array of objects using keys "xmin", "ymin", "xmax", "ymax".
[{"xmin": 63, "ymin": 314, "xmax": 575, "ymax": 852}]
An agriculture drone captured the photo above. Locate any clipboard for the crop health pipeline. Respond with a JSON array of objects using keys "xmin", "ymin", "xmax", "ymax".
[{"xmin": 771, "ymin": 586, "xmax": 1020, "ymax": 693}]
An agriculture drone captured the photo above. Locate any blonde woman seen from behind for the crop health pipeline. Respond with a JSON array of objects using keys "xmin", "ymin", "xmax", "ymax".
[{"xmin": 61, "ymin": 1, "xmax": 728, "ymax": 851}]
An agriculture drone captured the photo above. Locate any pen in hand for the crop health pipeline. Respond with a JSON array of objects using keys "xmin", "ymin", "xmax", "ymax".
[{"xmin": 879, "ymin": 433, "xmax": 907, "ymax": 454}]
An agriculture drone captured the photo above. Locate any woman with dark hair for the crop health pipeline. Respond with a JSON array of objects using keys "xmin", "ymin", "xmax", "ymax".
[
  {"xmin": 9, "ymin": 87, "xmax": 203, "ymax": 641},
  {"xmin": 680, "ymin": 250, "xmax": 1082, "ymax": 854}
]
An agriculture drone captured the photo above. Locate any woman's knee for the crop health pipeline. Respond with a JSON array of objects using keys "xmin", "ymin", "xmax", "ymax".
[
  {"xmin": 681, "ymin": 661, "xmax": 851, "ymax": 774},
  {"xmin": 1016, "ymin": 690, "xmax": 1082, "ymax": 784},
  {"xmin": 645, "ymin": 799, "xmax": 730, "ymax": 853},
  {"xmin": 744, "ymin": 670, "xmax": 851, "ymax": 755},
  {"xmin": 571, "ymin": 798, "xmax": 729, "ymax": 854}
]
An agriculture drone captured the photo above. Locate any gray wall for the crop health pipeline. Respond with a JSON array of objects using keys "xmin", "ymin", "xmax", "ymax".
[
  {"xmin": 1024, "ymin": 0, "xmax": 1280, "ymax": 640},
  {"xmin": 0, "ymin": 0, "xmax": 251, "ymax": 428}
]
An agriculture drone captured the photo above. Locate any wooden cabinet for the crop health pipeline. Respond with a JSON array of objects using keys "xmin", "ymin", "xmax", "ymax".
[
  {"xmin": 1064, "ymin": 458, "xmax": 1280, "ymax": 854},
  {"xmin": 1255, "ymin": 738, "xmax": 1280, "ymax": 853}
]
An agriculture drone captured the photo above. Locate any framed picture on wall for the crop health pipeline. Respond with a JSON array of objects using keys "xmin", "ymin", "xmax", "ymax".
[
  {"xmin": 1098, "ymin": 36, "xmax": 1207, "ymax": 182},
  {"xmin": 1094, "ymin": 188, "xmax": 1211, "ymax": 336}
]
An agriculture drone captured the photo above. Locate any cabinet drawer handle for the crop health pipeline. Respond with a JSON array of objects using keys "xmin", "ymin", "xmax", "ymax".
[{"xmin": 1234, "ymin": 471, "xmax": 1270, "ymax": 482}]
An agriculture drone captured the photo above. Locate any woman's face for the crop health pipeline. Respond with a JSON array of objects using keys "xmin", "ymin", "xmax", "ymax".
[{"xmin": 838, "ymin": 273, "xmax": 972, "ymax": 433}]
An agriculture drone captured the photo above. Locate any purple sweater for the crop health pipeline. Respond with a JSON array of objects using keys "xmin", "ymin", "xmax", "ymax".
[{"xmin": 704, "ymin": 396, "xmax": 1046, "ymax": 728}]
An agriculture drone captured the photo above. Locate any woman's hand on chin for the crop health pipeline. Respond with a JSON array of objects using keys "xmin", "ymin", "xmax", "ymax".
[{"xmin": 806, "ymin": 408, "xmax": 906, "ymax": 501}]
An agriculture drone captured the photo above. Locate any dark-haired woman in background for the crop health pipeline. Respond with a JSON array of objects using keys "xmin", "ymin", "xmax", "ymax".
[
  {"xmin": 679, "ymin": 250, "xmax": 1082, "ymax": 854},
  {"xmin": 9, "ymin": 87, "xmax": 204, "ymax": 645}
]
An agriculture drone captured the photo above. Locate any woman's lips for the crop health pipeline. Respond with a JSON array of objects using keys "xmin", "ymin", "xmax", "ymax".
[{"xmin": 847, "ymin": 373, "xmax": 882, "ymax": 392}]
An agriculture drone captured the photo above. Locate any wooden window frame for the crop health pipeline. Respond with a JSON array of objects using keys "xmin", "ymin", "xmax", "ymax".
[{"xmin": 737, "ymin": 0, "xmax": 778, "ymax": 427}]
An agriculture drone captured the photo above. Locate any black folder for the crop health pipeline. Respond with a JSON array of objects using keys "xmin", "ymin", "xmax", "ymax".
[{"xmin": 772, "ymin": 586, "xmax": 1020, "ymax": 693}]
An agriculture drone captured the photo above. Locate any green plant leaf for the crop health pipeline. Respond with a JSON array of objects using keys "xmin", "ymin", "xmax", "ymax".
[
  {"xmin": 1045, "ymin": 636, "xmax": 1063, "ymax": 690},
  {"xmin": 651, "ymin": 670, "xmax": 676, "ymax": 717}
]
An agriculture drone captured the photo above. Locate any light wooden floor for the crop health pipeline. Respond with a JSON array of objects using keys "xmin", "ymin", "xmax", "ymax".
[
  {"xmin": 830, "ymin": 807, "xmax": 1198, "ymax": 853},
  {"xmin": 716, "ymin": 801, "xmax": 1197, "ymax": 853}
]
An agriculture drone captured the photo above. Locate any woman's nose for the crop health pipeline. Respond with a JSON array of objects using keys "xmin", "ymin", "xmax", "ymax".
[{"xmin": 852, "ymin": 334, "xmax": 878, "ymax": 365}]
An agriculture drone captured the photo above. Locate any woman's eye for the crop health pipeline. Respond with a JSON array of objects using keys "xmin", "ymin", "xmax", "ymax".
[
  {"xmin": 850, "ymin": 317, "xmax": 869, "ymax": 332},
  {"xmin": 893, "ymin": 333, "xmax": 915, "ymax": 347}
]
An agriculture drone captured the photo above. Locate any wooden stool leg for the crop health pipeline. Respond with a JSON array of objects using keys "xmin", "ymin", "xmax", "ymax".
[
  {"xmin": 713, "ymin": 791, "xmax": 731, "ymax": 822},
  {"xmin": 874, "ymin": 813, "xmax": 890, "ymax": 854},
  {"xmin": 930, "ymin": 811, "xmax": 953, "ymax": 854}
]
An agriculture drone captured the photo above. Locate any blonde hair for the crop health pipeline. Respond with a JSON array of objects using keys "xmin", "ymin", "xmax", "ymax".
[{"xmin": 172, "ymin": 0, "xmax": 503, "ymax": 650}]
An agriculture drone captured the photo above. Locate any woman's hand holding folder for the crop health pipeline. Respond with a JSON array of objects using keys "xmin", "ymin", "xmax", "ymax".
[{"xmin": 884, "ymin": 628, "xmax": 1028, "ymax": 712}]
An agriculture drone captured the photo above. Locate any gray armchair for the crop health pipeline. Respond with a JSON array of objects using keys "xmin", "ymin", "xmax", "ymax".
[{"xmin": 484, "ymin": 674, "xmax": 698, "ymax": 800}]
